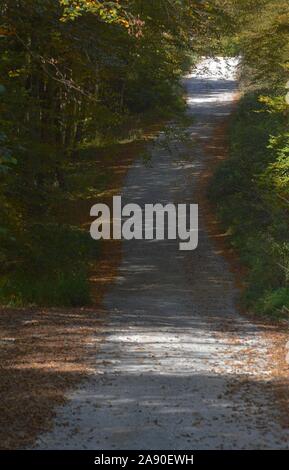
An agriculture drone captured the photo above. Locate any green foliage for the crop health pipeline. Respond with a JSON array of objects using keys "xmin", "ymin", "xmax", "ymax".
[
  {"xmin": 209, "ymin": 93, "xmax": 289, "ymax": 317},
  {"xmin": 220, "ymin": 0, "xmax": 289, "ymax": 89},
  {"xmin": 0, "ymin": 131, "xmax": 17, "ymax": 174},
  {"xmin": 0, "ymin": 271, "xmax": 90, "ymax": 307},
  {"xmin": 255, "ymin": 288, "xmax": 289, "ymax": 317},
  {"xmin": 0, "ymin": 224, "xmax": 98, "ymax": 306}
]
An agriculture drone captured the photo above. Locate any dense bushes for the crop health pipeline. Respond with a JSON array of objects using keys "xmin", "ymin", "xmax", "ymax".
[
  {"xmin": 210, "ymin": 93, "xmax": 289, "ymax": 316},
  {"xmin": 0, "ymin": 224, "xmax": 98, "ymax": 306}
]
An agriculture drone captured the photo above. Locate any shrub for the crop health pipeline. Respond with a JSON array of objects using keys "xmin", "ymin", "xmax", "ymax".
[{"xmin": 0, "ymin": 224, "xmax": 99, "ymax": 306}]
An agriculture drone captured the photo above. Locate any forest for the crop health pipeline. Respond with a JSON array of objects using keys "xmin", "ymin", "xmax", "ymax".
[
  {"xmin": 1, "ymin": 0, "xmax": 289, "ymax": 455},
  {"xmin": 0, "ymin": 0, "xmax": 288, "ymax": 313}
]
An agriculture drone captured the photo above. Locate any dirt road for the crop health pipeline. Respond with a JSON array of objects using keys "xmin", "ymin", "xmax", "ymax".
[{"xmin": 34, "ymin": 58, "xmax": 289, "ymax": 450}]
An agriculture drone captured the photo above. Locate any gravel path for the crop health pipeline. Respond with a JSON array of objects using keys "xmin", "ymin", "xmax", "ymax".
[{"xmin": 35, "ymin": 58, "xmax": 289, "ymax": 450}]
